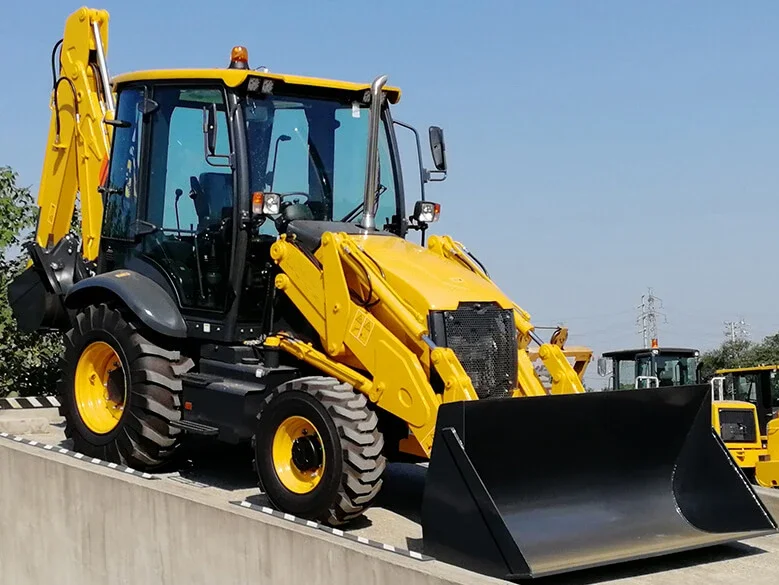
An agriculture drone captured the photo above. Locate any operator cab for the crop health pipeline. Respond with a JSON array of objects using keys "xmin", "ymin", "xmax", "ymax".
[
  {"xmin": 97, "ymin": 48, "xmax": 447, "ymax": 343},
  {"xmin": 598, "ymin": 347, "xmax": 701, "ymax": 390}
]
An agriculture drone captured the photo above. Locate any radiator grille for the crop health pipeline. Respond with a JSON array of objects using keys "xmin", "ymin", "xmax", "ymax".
[
  {"xmin": 434, "ymin": 304, "xmax": 517, "ymax": 399},
  {"xmin": 719, "ymin": 408, "xmax": 757, "ymax": 443}
]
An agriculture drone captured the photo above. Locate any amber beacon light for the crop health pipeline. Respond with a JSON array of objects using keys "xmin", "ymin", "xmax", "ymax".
[{"xmin": 229, "ymin": 46, "xmax": 249, "ymax": 69}]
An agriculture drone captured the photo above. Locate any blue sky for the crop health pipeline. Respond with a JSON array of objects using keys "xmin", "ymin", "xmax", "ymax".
[{"xmin": 2, "ymin": 1, "xmax": 779, "ymax": 387}]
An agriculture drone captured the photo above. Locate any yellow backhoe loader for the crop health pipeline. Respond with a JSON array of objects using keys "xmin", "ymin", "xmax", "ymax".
[{"xmin": 7, "ymin": 7, "xmax": 777, "ymax": 580}]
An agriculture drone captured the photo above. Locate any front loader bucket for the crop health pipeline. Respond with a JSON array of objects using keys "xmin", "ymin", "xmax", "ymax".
[{"xmin": 421, "ymin": 384, "xmax": 777, "ymax": 580}]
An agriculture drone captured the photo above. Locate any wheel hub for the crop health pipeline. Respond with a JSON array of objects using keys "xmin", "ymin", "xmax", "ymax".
[
  {"xmin": 291, "ymin": 433, "xmax": 323, "ymax": 472},
  {"xmin": 74, "ymin": 341, "xmax": 127, "ymax": 435},
  {"xmin": 272, "ymin": 415, "xmax": 326, "ymax": 494}
]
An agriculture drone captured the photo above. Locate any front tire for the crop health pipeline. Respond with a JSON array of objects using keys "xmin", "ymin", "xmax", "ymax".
[
  {"xmin": 254, "ymin": 376, "xmax": 386, "ymax": 526},
  {"xmin": 57, "ymin": 304, "xmax": 193, "ymax": 470}
]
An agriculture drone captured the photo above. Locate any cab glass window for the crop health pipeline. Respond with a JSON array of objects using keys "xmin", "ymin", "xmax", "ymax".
[
  {"xmin": 103, "ymin": 88, "xmax": 144, "ymax": 239},
  {"xmin": 143, "ymin": 86, "xmax": 234, "ymax": 311}
]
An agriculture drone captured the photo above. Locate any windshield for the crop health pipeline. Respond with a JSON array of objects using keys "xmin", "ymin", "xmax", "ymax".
[
  {"xmin": 243, "ymin": 94, "xmax": 399, "ymax": 232},
  {"xmin": 732, "ymin": 374, "xmax": 759, "ymax": 402},
  {"xmin": 615, "ymin": 358, "xmax": 636, "ymax": 389},
  {"xmin": 635, "ymin": 354, "xmax": 698, "ymax": 387}
]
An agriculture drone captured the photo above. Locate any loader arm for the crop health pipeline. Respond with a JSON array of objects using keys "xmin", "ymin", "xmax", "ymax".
[
  {"xmin": 35, "ymin": 7, "xmax": 114, "ymax": 261},
  {"xmin": 427, "ymin": 234, "xmax": 586, "ymax": 395},
  {"xmin": 268, "ymin": 222, "xmax": 586, "ymax": 457},
  {"xmin": 268, "ymin": 232, "xmax": 479, "ymax": 456}
]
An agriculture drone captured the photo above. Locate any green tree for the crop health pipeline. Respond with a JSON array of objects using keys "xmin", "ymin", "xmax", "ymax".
[
  {"xmin": 748, "ymin": 333, "xmax": 779, "ymax": 366},
  {"xmin": 700, "ymin": 333, "xmax": 779, "ymax": 381},
  {"xmin": 699, "ymin": 339, "xmax": 754, "ymax": 380},
  {"xmin": 0, "ymin": 166, "xmax": 63, "ymax": 397}
]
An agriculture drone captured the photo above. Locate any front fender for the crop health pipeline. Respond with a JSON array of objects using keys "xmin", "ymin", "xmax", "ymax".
[{"xmin": 65, "ymin": 270, "xmax": 187, "ymax": 339}]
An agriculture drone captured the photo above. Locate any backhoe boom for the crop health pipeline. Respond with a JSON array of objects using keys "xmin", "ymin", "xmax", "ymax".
[{"xmin": 35, "ymin": 7, "xmax": 113, "ymax": 261}]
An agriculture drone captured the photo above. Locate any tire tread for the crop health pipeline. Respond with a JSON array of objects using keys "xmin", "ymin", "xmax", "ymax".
[
  {"xmin": 57, "ymin": 303, "xmax": 192, "ymax": 470},
  {"xmin": 255, "ymin": 376, "xmax": 386, "ymax": 526}
]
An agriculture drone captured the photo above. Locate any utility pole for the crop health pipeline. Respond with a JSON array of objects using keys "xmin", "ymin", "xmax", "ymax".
[
  {"xmin": 723, "ymin": 318, "xmax": 750, "ymax": 343},
  {"xmin": 636, "ymin": 288, "xmax": 667, "ymax": 348}
]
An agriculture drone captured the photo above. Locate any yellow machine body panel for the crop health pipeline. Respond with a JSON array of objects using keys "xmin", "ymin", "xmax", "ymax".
[
  {"xmin": 712, "ymin": 400, "xmax": 764, "ymax": 468},
  {"xmin": 357, "ymin": 235, "xmax": 515, "ymax": 311},
  {"xmin": 757, "ymin": 419, "xmax": 779, "ymax": 488}
]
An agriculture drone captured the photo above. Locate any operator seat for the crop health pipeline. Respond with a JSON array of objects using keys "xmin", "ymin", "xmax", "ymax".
[{"xmin": 194, "ymin": 172, "xmax": 233, "ymax": 229}]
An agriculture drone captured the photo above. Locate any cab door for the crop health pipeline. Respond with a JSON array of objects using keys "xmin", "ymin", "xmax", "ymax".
[
  {"xmin": 139, "ymin": 85, "xmax": 236, "ymax": 317},
  {"xmin": 634, "ymin": 352, "xmax": 657, "ymax": 388},
  {"xmin": 100, "ymin": 83, "xmax": 246, "ymax": 341}
]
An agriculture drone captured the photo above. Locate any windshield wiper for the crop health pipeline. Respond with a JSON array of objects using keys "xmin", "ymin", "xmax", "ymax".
[{"xmin": 339, "ymin": 183, "xmax": 387, "ymax": 223}]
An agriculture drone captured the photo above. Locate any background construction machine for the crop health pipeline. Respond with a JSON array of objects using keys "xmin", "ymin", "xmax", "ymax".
[
  {"xmin": 598, "ymin": 346, "xmax": 779, "ymax": 486},
  {"xmin": 711, "ymin": 366, "xmax": 779, "ymax": 488},
  {"xmin": 6, "ymin": 7, "xmax": 777, "ymax": 581},
  {"xmin": 598, "ymin": 345, "xmax": 701, "ymax": 389}
]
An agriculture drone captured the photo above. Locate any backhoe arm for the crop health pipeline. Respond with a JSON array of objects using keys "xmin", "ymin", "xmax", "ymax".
[{"xmin": 35, "ymin": 7, "xmax": 114, "ymax": 261}]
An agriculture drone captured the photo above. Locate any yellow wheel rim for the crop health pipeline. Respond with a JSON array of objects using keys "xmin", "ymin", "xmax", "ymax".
[
  {"xmin": 272, "ymin": 415, "xmax": 325, "ymax": 494},
  {"xmin": 74, "ymin": 341, "xmax": 126, "ymax": 434}
]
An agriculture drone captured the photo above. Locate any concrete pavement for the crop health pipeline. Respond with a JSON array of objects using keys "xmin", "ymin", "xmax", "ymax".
[{"xmin": 2, "ymin": 409, "xmax": 779, "ymax": 584}]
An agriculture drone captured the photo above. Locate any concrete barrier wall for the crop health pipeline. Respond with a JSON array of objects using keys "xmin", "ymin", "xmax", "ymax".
[{"xmin": 0, "ymin": 439, "xmax": 503, "ymax": 585}]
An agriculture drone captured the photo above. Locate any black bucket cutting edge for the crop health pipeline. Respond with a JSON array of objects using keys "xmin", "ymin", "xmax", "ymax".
[{"xmin": 420, "ymin": 384, "xmax": 778, "ymax": 581}]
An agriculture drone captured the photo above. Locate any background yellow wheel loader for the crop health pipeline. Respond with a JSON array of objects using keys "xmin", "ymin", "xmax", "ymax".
[
  {"xmin": 598, "ymin": 346, "xmax": 779, "ymax": 487},
  {"xmin": 711, "ymin": 366, "xmax": 779, "ymax": 488},
  {"xmin": 6, "ymin": 7, "xmax": 777, "ymax": 581}
]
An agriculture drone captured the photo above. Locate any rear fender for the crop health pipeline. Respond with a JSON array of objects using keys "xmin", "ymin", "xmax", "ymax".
[{"xmin": 64, "ymin": 270, "xmax": 187, "ymax": 339}]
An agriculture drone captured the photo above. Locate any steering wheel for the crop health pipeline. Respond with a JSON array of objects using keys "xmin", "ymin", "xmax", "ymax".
[{"xmin": 279, "ymin": 192, "xmax": 310, "ymax": 204}]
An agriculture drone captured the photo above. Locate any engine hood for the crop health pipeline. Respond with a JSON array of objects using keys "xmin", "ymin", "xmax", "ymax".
[{"xmin": 354, "ymin": 234, "xmax": 513, "ymax": 313}]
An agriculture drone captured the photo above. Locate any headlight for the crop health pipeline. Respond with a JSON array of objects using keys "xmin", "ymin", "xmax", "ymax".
[
  {"xmin": 412, "ymin": 200, "xmax": 441, "ymax": 224},
  {"xmin": 252, "ymin": 192, "xmax": 281, "ymax": 216}
]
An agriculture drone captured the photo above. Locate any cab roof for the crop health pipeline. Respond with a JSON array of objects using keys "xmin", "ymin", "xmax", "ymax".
[
  {"xmin": 715, "ymin": 364, "xmax": 779, "ymax": 375},
  {"xmin": 111, "ymin": 69, "xmax": 402, "ymax": 103},
  {"xmin": 601, "ymin": 347, "xmax": 700, "ymax": 359}
]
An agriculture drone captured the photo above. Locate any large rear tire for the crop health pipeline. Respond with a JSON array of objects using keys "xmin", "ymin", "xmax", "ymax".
[
  {"xmin": 254, "ymin": 376, "xmax": 386, "ymax": 526},
  {"xmin": 57, "ymin": 304, "xmax": 193, "ymax": 470}
]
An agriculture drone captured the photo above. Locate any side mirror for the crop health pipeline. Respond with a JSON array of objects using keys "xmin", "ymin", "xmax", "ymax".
[
  {"xmin": 429, "ymin": 126, "xmax": 447, "ymax": 171},
  {"xmin": 203, "ymin": 104, "xmax": 218, "ymax": 156},
  {"xmin": 597, "ymin": 357, "xmax": 610, "ymax": 377}
]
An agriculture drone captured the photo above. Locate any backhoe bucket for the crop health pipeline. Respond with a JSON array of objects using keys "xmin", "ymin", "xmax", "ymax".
[{"xmin": 421, "ymin": 384, "xmax": 777, "ymax": 580}]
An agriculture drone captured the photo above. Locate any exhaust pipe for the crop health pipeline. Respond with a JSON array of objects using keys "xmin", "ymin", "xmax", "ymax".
[{"xmin": 359, "ymin": 74, "xmax": 388, "ymax": 231}]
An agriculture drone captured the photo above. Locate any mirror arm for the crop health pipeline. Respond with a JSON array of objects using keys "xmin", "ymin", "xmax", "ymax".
[
  {"xmin": 394, "ymin": 119, "xmax": 428, "ymax": 201},
  {"xmin": 206, "ymin": 152, "xmax": 234, "ymax": 169},
  {"xmin": 427, "ymin": 169, "xmax": 447, "ymax": 182},
  {"xmin": 104, "ymin": 117, "xmax": 131, "ymax": 128}
]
